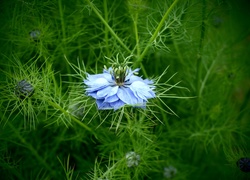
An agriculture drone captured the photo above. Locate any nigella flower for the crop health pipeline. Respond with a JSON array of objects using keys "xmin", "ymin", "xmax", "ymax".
[
  {"xmin": 163, "ymin": 165, "xmax": 177, "ymax": 179},
  {"xmin": 84, "ymin": 66, "xmax": 155, "ymax": 110},
  {"xmin": 126, "ymin": 151, "xmax": 140, "ymax": 168}
]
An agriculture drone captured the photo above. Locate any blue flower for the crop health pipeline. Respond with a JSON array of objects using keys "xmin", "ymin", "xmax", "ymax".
[
  {"xmin": 84, "ymin": 66, "xmax": 155, "ymax": 110},
  {"xmin": 126, "ymin": 151, "xmax": 140, "ymax": 167}
]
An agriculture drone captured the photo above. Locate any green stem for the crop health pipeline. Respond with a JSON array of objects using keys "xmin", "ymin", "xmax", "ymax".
[
  {"xmin": 196, "ymin": 0, "xmax": 207, "ymax": 116},
  {"xmin": 133, "ymin": 13, "xmax": 140, "ymax": 57},
  {"xmin": 58, "ymin": 0, "xmax": 66, "ymax": 42},
  {"xmin": 47, "ymin": 100, "xmax": 94, "ymax": 134},
  {"xmin": 199, "ymin": 59, "xmax": 216, "ymax": 97},
  {"xmin": 58, "ymin": 0, "xmax": 72, "ymax": 79},
  {"xmin": 134, "ymin": 0, "xmax": 180, "ymax": 67},
  {"xmin": 86, "ymin": 0, "xmax": 131, "ymax": 54},
  {"xmin": 103, "ymin": 0, "xmax": 110, "ymax": 56},
  {"xmin": 140, "ymin": 64, "xmax": 148, "ymax": 78}
]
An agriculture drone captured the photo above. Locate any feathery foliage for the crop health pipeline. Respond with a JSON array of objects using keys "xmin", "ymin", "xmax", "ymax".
[{"xmin": 0, "ymin": 0, "xmax": 250, "ymax": 179}]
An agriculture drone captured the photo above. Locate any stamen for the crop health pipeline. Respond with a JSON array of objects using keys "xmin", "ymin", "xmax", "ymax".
[{"xmin": 111, "ymin": 65, "xmax": 128, "ymax": 86}]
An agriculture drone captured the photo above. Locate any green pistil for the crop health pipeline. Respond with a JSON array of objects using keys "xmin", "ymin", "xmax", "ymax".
[{"xmin": 113, "ymin": 66, "xmax": 128, "ymax": 86}]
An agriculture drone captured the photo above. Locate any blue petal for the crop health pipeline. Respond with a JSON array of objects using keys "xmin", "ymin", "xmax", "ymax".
[
  {"xmin": 129, "ymin": 81, "xmax": 156, "ymax": 100},
  {"xmin": 106, "ymin": 86, "xmax": 119, "ymax": 98},
  {"xmin": 96, "ymin": 99, "xmax": 112, "ymax": 109},
  {"xmin": 96, "ymin": 86, "xmax": 113, "ymax": 98},
  {"xmin": 110, "ymin": 100, "xmax": 125, "ymax": 110},
  {"xmin": 86, "ymin": 85, "xmax": 109, "ymax": 93},
  {"xmin": 84, "ymin": 77, "xmax": 111, "ymax": 92},
  {"xmin": 104, "ymin": 94, "xmax": 119, "ymax": 103},
  {"xmin": 117, "ymin": 87, "xmax": 138, "ymax": 105},
  {"xmin": 96, "ymin": 86, "xmax": 119, "ymax": 99},
  {"xmin": 143, "ymin": 79, "xmax": 154, "ymax": 85},
  {"xmin": 87, "ymin": 92, "xmax": 104, "ymax": 99},
  {"xmin": 84, "ymin": 74, "xmax": 103, "ymax": 84},
  {"xmin": 149, "ymin": 90, "xmax": 156, "ymax": 97},
  {"xmin": 133, "ymin": 101, "xmax": 147, "ymax": 109},
  {"xmin": 84, "ymin": 77, "xmax": 109, "ymax": 86},
  {"xmin": 84, "ymin": 73, "xmax": 113, "ymax": 85},
  {"xmin": 124, "ymin": 75, "xmax": 144, "ymax": 85},
  {"xmin": 125, "ymin": 68, "xmax": 140, "ymax": 82},
  {"xmin": 103, "ymin": 67, "xmax": 113, "ymax": 74},
  {"xmin": 96, "ymin": 97, "xmax": 124, "ymax": 110}
]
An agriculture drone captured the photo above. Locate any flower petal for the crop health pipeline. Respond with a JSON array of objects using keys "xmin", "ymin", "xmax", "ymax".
[
  {"xmin": 84, "ymin": 77, "xmax": 110, "ymax": 92},
  {"xmin": 125, "ymin": 68, "xmax": 140, "ymax": 80},
  {"xmin": 96, "ymin": 99, "xmax": 112, "ymax": 109},
  {"xmin": 96, "ymin": 86, "xmax": 112, "ymax": 98},
  {"xmin": 124, "ymin": 75, "xmax": 144, "ymax": 85},
  {"xmin": 110, "ymin": 100, "xmax": 125, "ymax": 110},
  {"xmin": 87, "ymin": 72, "xmax": 112, "ymax": 81},
  {"xmin": 96, "ymin": 86, "xmax": 119, "ymax": 99},
  {"xmin": 106, "ymin": 86, "xmax": 119, "ymax": 98},
  {"xmin": 133, "ymin": 100, "xmax": 147, "ymax": 109},
  {"xmin": 117, "ymin": 87, "xmax": 138, "ymax": 105},
  {"xmin": 87, "ymin": 92, "xmax": 103, "ymax": 99},
  {"xmin": 104, "ymin": 94, "xmax": 119, "ymax": 103},
  {"xmin": 129, "ymin": 81, "xmax": 156, "ymax": 100},
  {"xmin": 143, "ymin": 79, "xmax": 154, "ymax": 85},
  {"xmin": 103, "ymin": 67, "xmax": 113, "ymax": 74},
  {"xmin": 86, "ymin": 86, "xmax": 108, "ymax": 93}
]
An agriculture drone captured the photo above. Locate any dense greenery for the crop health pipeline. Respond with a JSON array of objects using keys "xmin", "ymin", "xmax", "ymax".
[{"xmin": 0, "ymin": 0, "xmax": 250, "ymax": 179}]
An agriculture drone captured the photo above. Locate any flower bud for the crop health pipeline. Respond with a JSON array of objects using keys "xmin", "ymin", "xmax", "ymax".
[
  {"xmin": 15, "ymin": 80, "xmax": 34, "ymax": 99},
  {"xmin": 237, "ymin": 157, "xmax": 250, "ymax": 172}
]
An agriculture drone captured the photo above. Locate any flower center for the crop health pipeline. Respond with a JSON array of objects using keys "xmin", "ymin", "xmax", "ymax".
[{"xmin": 113, "ymin": 66, "xmax": 128, "ymax": 86}]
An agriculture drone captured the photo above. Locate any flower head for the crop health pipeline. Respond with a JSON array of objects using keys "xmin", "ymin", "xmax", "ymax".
[
  {"xmin": 237, "ymin": 157, "xmax": 250, "ymax": 172},
  {"xmin": 84, "ymin": 65, "xmax": 155, "ymax": 110},
  {"xmin": 126, "ymin": 151, "xmax": 140, "ymax": 168},
  {"xmin": 29, "ymin": 30, "xmax": 41, "ymax": 42},
  {"xmin": 163, "ymin": 165, "xmax": 177, "ymax": 179}
]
